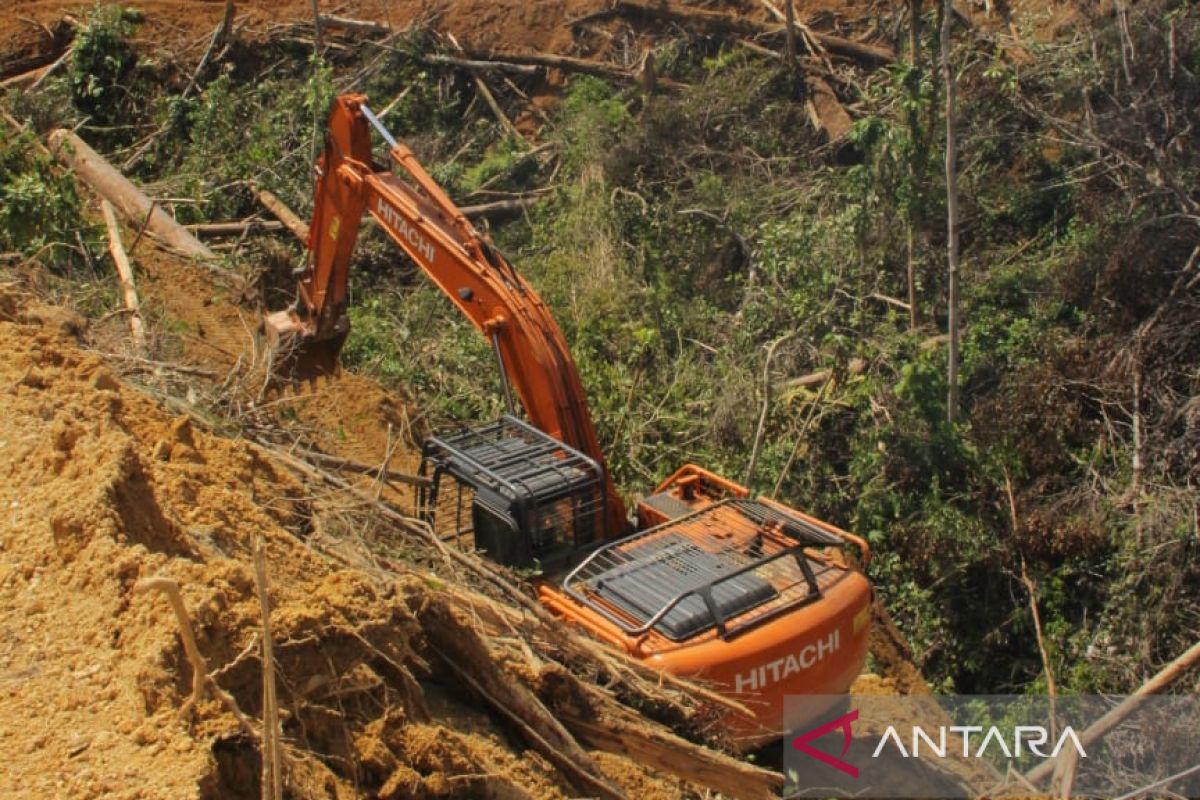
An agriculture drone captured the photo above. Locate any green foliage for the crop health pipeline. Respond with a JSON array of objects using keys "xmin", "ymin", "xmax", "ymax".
[
  {"xmin": 303, "ymin": 53, "xmax": 335, "ymax": 133},
  {"xmin": 363, "ymin": 32, "xmax": 470, "ymax": 137},
  {"xmin": 341, "ymin": 284, "xmax": 502, "ymax": 422},
  {"xmin": 69, "ymin": 5, "xmax": 142, "ymax": 127},
  {"xmin": 0, "ymin": 130, "xmax": 89, "ymax": 258},
  {"xmin": 176, "ymin": 71, "xmax": 312, "ymax": 221},
  {"xmin": 460, "ymin": 137, "xmax": 530, "ymax": 193},
  {"xmin": 558, "ymin": 76, "xmax": 631, "ymax": 170}
]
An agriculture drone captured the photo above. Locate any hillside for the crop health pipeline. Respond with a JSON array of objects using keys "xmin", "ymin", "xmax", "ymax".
[{"xmin": 2, "ymin": 0, "xmax": 1199, "ymax": 798}]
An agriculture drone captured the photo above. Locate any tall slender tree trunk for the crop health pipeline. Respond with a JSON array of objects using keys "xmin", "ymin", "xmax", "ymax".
[
  {"xmin": 784, "ymin": 0, "xmax": 798, "ymax": 72},
  {"xmin": 941, "ymin": 0, "xmax": 960, "ymax": 423},
  {"xmin": 906, "ymin": 0, "xmax": 923, "ymax": 332}
]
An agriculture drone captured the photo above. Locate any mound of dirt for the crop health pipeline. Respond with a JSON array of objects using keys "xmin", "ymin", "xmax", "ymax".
[{"xmin": 0, "ymin": 280, "xmax": 690, "ymax": 799}]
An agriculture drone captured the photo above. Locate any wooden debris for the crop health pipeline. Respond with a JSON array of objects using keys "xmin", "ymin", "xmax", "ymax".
[
  {"xmin": 806, "ymin": 75, "xmax": 853, "ymax": 140},
  {"xmin": 423, "ymin": 53, "xmax": 540, "ymax": 75},
  {"xmin": 183, "ymin": 1, "xmax": 236, "ymax": 99},
  {"xmin": 1025, "ymin": 638, "xmax": 1200, "ymax": 786},
  {"xmin": 253, "ymin": 187, "xmax": 311, "ymax": 243},
  {"xmin": 254, "ymin": 537, "xmax": 284, "ymax": 800},
  {"xmin": 317, "ymin": 13, "xmax": 391, "ymax": 37},
  {"xmin": 1, "ymin": 47, "xmax": 72, "ymax": 91},
  {"xmin": 572, "ymin": 1, "xmax": 895, "ymax": 65},
  {"xmin": 0, "ymin": 48, "xmax": 69, "ymax": 84},
  {"xmin": 460, "ymin": 196, "xmax": 543, "ymax": 219},
  {"xmin": 564, "ymin": 713, "xmax": 783, "ymax": 800},
  {"xmin": 463, "ymin": 49, "xmax": 688, "ymax": 90},
  {"xmin": 48, "ymin": 129, "xmax": 216, "ymax": 260},
  {"xmin": 134, "ymin": 577, "xmax": 262, "ymax": 741},
  {"xmin": 99, "ymin": 200, "xmax": 146, "ymax": 347},
  {"xmin": 776, "ymin": 369, "xmax": 832, "ymax": 391},
  {"xmin": 185, "ymin": 220, "xmax": 285, "ymax": 237},
  {"xmin": 413, "ymin": 595, "xmax": 627, "ymax": 800},
  {"xmin": 263, "ymin": 443, "xmax": 753, "ymax": 725},
  {"xmin": 298, "ymin": 448, "xmax": 431, "ymax": 488},
  {"xmin": 869, "ymin": 292, "xmax": 913, "ymax": 311},
  {"xmin": 470, "ymin": 71, "xmax": 526, "ymax": 142}
]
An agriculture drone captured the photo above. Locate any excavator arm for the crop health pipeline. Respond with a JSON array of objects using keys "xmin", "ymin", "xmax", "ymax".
[
  {"xmin": 267, "ymin": 94, "xmax": 627, "ymax": 536},
  {"xmin": 268, "ymin": 94, "xmax": 874, "ymax": 746}
]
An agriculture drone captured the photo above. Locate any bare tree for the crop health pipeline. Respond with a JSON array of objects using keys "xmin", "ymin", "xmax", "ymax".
[
  {"xmin": 941, "ymin": 0, "xmax": 961, "ymax": 423},
  {"xmin": 906, "ymin": 0, "xmax": 923, "ymax": 331}
]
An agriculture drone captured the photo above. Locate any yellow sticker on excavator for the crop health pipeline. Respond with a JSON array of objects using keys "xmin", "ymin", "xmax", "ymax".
[
  {"xmin": 853, "ymin": 604, "xmax": 870, "ymax": 634},
  {"xmin": 328, "ymin": 215, "xmax": 341, "ymax": 242}
]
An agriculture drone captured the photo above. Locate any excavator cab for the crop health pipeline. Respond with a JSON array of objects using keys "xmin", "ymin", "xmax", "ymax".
[{"xmin": 417, "ymin": 415, "xmax": 608, "ymax": 571}]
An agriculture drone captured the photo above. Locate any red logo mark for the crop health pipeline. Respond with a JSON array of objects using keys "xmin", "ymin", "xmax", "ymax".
[{"xmin": 791, "ymin": 709, "xmax": 859, "ymax": 778}]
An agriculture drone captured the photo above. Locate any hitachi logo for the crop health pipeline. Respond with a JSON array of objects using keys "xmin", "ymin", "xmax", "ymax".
[
  {"xmin": 375, "ymin": 197, "xmax": 436, "ymax": 264},
  {"xmin": 735, "ymin": 630, "xmax": 840, "ymax": 693}
]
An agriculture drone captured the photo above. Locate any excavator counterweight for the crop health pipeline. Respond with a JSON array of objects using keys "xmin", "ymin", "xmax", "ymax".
[{"xmin": 270, "ymin": 94, "xmax": 873, "ymax": 748}]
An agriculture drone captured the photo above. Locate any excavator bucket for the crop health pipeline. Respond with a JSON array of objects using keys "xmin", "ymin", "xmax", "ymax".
[{"xmin": 262, "ymin": 308, "xmax": 347, "ymax": 379}]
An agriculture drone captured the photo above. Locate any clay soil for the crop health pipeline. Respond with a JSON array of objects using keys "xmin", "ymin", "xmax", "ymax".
[{"xmin": 2, "ymin": 0, "xmax": 891, "ymax": 87}]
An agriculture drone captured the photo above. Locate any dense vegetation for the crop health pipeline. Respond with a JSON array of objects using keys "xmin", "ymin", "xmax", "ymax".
[{"xmin": 2, "ymin": 1, "xmax": 1197, "ymax": 697}]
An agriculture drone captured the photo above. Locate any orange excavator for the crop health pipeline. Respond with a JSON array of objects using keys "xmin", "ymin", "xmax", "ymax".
[{"xmin": 267, "ymin": 94, "xmax": 873, "ymax": 748}]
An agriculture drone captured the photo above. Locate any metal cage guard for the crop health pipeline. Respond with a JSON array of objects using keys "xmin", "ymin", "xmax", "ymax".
[{"xmin": 561, "ymin": 499, "xmax": 847, "ymax": 641}]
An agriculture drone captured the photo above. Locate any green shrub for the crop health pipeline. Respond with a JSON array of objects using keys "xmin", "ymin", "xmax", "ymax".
[
  {"xmin": 69, "ymin": 5, "xmax": 141, "ymax": 127},
  {"xmin": 0, "ymin": 130, "xmax": 88, "ymax": 258}
]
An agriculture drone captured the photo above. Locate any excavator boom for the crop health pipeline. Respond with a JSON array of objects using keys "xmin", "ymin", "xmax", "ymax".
[
  {"xmin": 269, "ymin": 94, "xmax": 873, "ymax": 747},
  {"xmin": 268, "ymin": 94, "xmax": 626, "ymax": 537}
]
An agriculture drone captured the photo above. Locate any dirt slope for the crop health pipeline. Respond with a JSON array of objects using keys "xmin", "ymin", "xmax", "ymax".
[
  {"xmin": 3, "ymin": 0, "xmax": 892, "ymax": 85},
  {"xmin": 0, "ymin": 281, "xmax": 686, "ymax": 799}
]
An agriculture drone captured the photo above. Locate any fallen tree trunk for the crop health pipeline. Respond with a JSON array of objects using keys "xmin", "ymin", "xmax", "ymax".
[
  {"xmin": 317, "ymin": 14, "xmax": 391, "ymax": 36},
  {"xmin": 185, "ymin": 220, "xmax": 285, "ymax": 236},
  {"xmin": 564, "ymin": 713, "xmax": 783, "ymax": 800},
  {"xmin": 298, "ymin": 449, "xmax": 430, "ymax": 487},
  {"xmin": 0, "ymin": 49, "xmax": 67, "ymax": 83},
  {"xmin": 806, "ymin": 75, "xmax": 853, "ymax": 140},
  {"xmin": 253, "ymin": 187, "xmax": 310, "ymax": 242},
  {"xmin": 1, "ymin": 48, "xmax": 71, "ymax": 91},
  {"xmin": 463, "ymin": 49, "xmax": 688, "ymax": 90},
  {"xmin": 1025, "ymin": 638, "xmax": 1200, "ymax": 786},
  {"xmin": 460, "ymin": 196, "xmax": 543, "ymax": 219},
  {"xmin": 792, "ymin": 28, "xmax": 894, "ymax": 65},
  {"xmin": 412, "ymin": 595, "xmax": 627, "ymax": 800},
  {"xmin": 48, "ymin": 129, "xmax": 216, "ymax": 260},
  {"xmin": 183, "ymin": 0, "xmax": 236, "ymax": 98},
  {"xmin": 423, "ymin": 53, "xmax": 540, "ymax": 75}
]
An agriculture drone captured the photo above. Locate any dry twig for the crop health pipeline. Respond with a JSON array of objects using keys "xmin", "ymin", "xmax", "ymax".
[
  {"xmin": 100, "ymin": 199, "xmax": 146, "ymax": 347},
  {"xmin": 134, "ymin": 577, "xmax": 261, "ymax": 741},
  {"xmin": 254, "ymin": 537, "xmax": 284, "ymax": 800}
]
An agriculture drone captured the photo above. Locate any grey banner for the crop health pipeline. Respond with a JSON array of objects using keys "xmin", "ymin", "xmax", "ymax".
[{"xmin": 783, "ymin": 694, "xmax": 1200, "ymax": 798}]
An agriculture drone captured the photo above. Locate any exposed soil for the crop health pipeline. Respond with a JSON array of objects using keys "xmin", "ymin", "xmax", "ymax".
[
  {"xmin": 0, "ymin": 280, "xmax": 687, "ymax": 798},
  {"xmin": 2, "ymin": 0, "xmax": 892, "ymax": 86}
]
